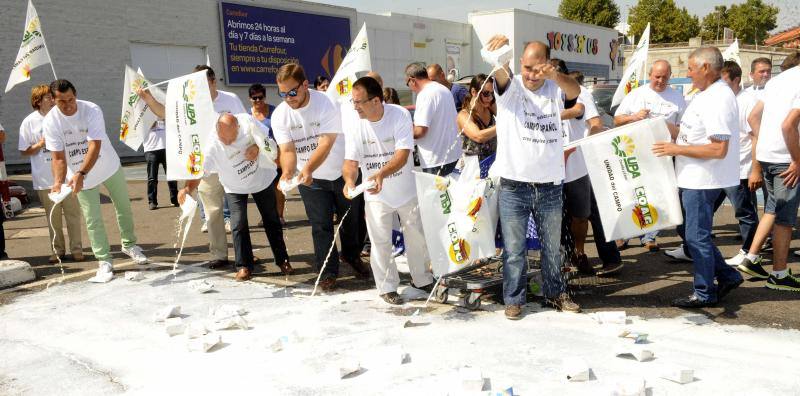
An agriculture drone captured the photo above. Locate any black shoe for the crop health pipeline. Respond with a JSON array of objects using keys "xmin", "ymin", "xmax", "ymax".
[
  {"xmin": 597, "ymin": 261, "xmax": 623, "ymax": 277},
  {"xmin": 342, "ymin": 257, "xmax": 371, "ymax": 279},
  {"xmin": 572, "ymin": 253, "xmax": 596, "ymax": 276},
  {"xmin": 737, "ymin": 257, "xmax": 769, "ymax": 280},
  {"xmin": 380, "ymin": 291, "xmax": 403, "ymax": 305},
  {"xmin": 671, "ymin": 294, "xmax": 715, "ymax": 308},
  {"xmin": 207, "ymin": 259, "xmax": 230, "ymax": 269},
  {"xmin": 766, "ymin": 273, "xmax": 800, "ymax": 292},
  {"xmin": 149, "ymin": 202, "xmax": 158, "ymax": 210},
  {"xmin": 413, "ymin": 281, "xmax": 435, "ymax": 294},
  {"xmin": 171, "ymin": 197, "xmax": 179, "ymax": 207},
  {"xmin": 717, "ymin": 278, "xmax": 743, "ymax": 301}
]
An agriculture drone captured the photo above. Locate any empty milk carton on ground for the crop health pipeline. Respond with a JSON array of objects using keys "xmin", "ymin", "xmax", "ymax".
[
  {"xmin": 616, "ymin": 346, "xmax": 655, "ymax": 362},
  {"xmin": 593, "ymin": 311, "xmax": 627, "ymax": 324},
  {"xmin": 459, "ymin": 367, "xmax": 484, "ymax": 392},
  {"xmin": 124, "ymin": 271, "xmax": 144, "ymax": 281},
  {"xmin": 153, "ymin": 305, "xmax": 181, "ymax": 322},
  {"xmin": 563, "ymin": 357, "xmax": 591, "ymax": 382},
  {"xmin": 165, "ymin": 317, "xmax": 185, "ymax": 336},
  {"xmin": 335, "ymin": 359, "xmax": 361, "ymax": 379},
  {"xmin": 185, "ymin": 322, "xmax": 208, "ymax": 339},
  {"xmin": 660, "ymin": 365, "xmax": 694, "ymax": 384},
  {"xmin": 187, "ymin": 279, "xmax": 214, "ymax": 293},
  {"xmin": 187, "ymin": 333, "xmax": 221, "ymax": 352}
]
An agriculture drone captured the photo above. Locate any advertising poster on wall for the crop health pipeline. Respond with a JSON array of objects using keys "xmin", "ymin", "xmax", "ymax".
[{"xmin": 219, "ymin": 1, "xmax": 351, "ymax": 85}]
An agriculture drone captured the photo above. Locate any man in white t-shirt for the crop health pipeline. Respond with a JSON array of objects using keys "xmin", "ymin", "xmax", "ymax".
[
  {"xmin": 485, "ymin": 36, "xmax": 582, "ymax": 319},
  {"xmin": 272, "ymin": 63, "xmax": 369, "ymax": 292},
  {"xmin": 405, "ymin": 62, "xmax": 462, "ymax": 175},
  {"xmin": 615, "ymin": 60, "xmax": 686, "ymax": 253},
  {"xmin": 652, "ymin": 47, "xmax": 744, "ymax": 308},
  {"xmin": 18, "ymin": 84, "xmax": 83, "ymax": 263},
  {"xmin": 745, "ymin": 57, "xmax": 772, "ymax": 97},
  {"xmin": 178, "ymin": 113, "xmax": 291, "ymax": 281},
  {"xmin": 138, "ymin": 65, "xmax": 242, "ymax": 269},
  {"xmin": 143, "ymin": 120, "xmax": 178, "ymax": 210},
  {"xmin": 736, "ymin": 60, "xmax": 800, "ymax": 292},
  {"xmin": 342, "ymin": 77, "xmax": 435, "ymax": 304},
  {"xmin": 44, "ymin": 80, "xmax": 148, "ymax": 277},
  {"xmin": 715, "ymin": 61, "xmax": 760, "ymax": 267}
]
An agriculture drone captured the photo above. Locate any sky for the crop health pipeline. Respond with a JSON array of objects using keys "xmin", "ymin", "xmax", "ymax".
[{"xmin": 320, "ymin": 0, "xmax": 798, "ymax": 33}]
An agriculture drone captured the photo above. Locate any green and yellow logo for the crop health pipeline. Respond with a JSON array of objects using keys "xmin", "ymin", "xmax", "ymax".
[
  {"xmin": 182, "ymin": 80, "xmax": 197, "ymax": 126},
  {"xmin": 447, "ymin": 223, "xmax": 470, "ymax": 265},
  {"xmin": 612, "ymin": 135, "xmax": 641, "ymax": 178},
  {"xmin": 631, "ymin": 187, "xmax": 658, "ymax": 229},
  {"xmin": 21, "ymin": 18, "xmax": 42, "ymax": 46}
]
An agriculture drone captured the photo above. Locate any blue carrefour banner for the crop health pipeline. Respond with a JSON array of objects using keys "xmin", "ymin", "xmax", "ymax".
[{"xmin": 219, "ymin": 2, "xmax": 351, "ymax": 85}]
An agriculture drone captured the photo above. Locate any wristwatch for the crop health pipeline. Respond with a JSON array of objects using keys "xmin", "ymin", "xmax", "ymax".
[{"xmin": 76, "ymin": 170, "xmax": 87, "ymax": 177}]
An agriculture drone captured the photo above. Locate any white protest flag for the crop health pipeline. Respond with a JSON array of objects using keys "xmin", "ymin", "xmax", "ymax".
[
  {"xmin": 119, "ymin": 66, "xmax": 165, "ymax": 150},
  {"xmin": 165, "ymin": 70, "xmax": 216, "ymax": 180},
  {"xmin": 415, "ymin": 172, "xmax": 499, "ymax": 277},
  {"xmin": 579, "ymin": 118, "xmax": 682, "ymax": 241},
  {"xmin": 611, "ymin": 23, "xmax": 650, "ymax": 109},
  {"xmin": 5, "ymin": 0, "xmax": 55, "ymax": 93},
  {"xmin": 722, "ymin": 38, "xmax": 741, "ymax": 66},
  {"xmin": 326, "ymin": 23, "xmax": 371, "ymax": 103}
]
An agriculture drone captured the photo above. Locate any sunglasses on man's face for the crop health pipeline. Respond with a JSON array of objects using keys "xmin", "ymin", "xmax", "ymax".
[
  {"xmin": 278, "ymin": 82, "xmax": 302, "ymax": 98},
  {"xmin": 480, "ymin": 91, "xmax": 493, "ymax": 98},
  {"xmin": 250, "ymin": 95, "xmax": 265, "ymax": 101}
]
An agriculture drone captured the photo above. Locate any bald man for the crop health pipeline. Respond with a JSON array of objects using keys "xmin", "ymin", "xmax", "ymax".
[
  {"xmin": 427, "ymin": 63, "xmax": 467, "ymax": 110},
  {"xmin": 366, "ymin": 71, "xmax": 383, "ymax": 87},
  {"xmin": 486, "ymin": 37, "xmax": 582, "ymax": 318},
  {"xmin": 615, "ymin": 59, "xmax": 686, "ymax": 254},
  {"xmin": 179, "ymin": 113, "xmax": 291, "ymax": 281}
]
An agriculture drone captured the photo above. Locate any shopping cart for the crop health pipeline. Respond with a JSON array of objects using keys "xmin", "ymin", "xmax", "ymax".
[{"xmin": 432, "ymin": 154, "xmax": 542, "ymax": 310}]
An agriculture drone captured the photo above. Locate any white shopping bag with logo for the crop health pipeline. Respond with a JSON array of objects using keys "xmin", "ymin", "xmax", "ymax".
[
  {"xmin": 579, "ymin": 118, "xmax": 682, "ymax": 241},
  {"xmin": 414, "ymin": 172, "xmax": 499, "ymax": 277}
]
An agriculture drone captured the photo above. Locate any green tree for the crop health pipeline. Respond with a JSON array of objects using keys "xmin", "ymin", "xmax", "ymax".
[
  {"xmin": 628, "ymin": 0, "xmax": 701, "ymax": 43},
  {"xmin": 700, "ymin": 5, "xmax": 728, "ymax": 41},
  {"xmin": 725, "ymin": 0, "xmax": 778, "ymax": 45},
  {"xmin": 558, "ymin": 0, "xmax": 621, "ymax": 29}
]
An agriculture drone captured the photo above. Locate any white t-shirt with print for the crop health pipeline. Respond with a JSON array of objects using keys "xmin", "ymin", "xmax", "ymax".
[
  {"xmin": 735, "ymin": 90, "xmax": 758, "ymax": 179},
  {"xmin": 615, "ymin": 85, "xmax": 686, "ymax": 125},
  {"xmin": 754, "ymin": 67, "xmax": 800, "ymax": 164},
  {"xmin": 18, "ymin": 111, "xmax": 53, "ymax": 190},
  {"xmin": 214, "ymin": 90, "xmax": 247, "ymax": 115},
  {"xmin": 675, "ymin": 80, "xmax": 739, "ymax": 189},
  {"xmin": 272, "ymin": 89, "xmax": 345, "ymax": 181},
  {"xmin": 344, "ymin": 104, "xmax": 416, "ymax": 208},
  {"xmin": 491, "ymin": 75, "xmax": 565, "ymax": 183},
  {"xmin": 203, "ymin": 114, "xmax": 277, "ymax": 194},
  {"xmin": 43, "ymin": 100, "xmax": 121, "ymax": 190},
  {"xmin": 143, "ymin": 120, "xmax": 166, "ymax": 152},
  {"xmin": 564, "ymin": 87, "xmax": 600, "ymax": 183},
  {"xmin": 413, "ymin": 81, "xmax": 462, "ymax": 168}
]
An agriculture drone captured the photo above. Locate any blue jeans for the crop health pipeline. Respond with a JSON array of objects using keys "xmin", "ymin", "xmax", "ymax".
[
  {"xmin": 198, "ymin": 194, "xmax": 231, "ymax": 221},
  {"xmin": 680, "ymin": 188, "xmax": 744, "ymax": 302},
  {"xmin": 499, "ymin": 178, "xmax": 565, "ymax": 305},
  {"xmin": 721, "ymin": 179, "xmax": 759, "ymax": 251}
]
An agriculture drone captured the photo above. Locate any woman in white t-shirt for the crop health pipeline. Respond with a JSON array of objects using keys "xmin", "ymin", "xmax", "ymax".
[{"xmin": 18, "ymin": 85, "xmax": 83, "ymax": 263}]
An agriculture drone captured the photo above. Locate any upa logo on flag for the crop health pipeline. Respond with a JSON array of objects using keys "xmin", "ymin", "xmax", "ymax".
[
  {"xmin": 182, "ymin": 79, "xmax": 197, "ymax": 125},
  {"xmin": 447, "ymin": 223, "xmax": 471, "ymax": 265},
  {"xmin": 612, "ymin": 135, "xmax": 641, "ymax": 179},
  {"xmin": 632, "ymin": 187, "xmax": 658, "ymax": 229}
]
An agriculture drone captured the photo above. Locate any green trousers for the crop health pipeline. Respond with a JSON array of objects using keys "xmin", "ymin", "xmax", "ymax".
[{"xmin": 76, "ymin": 166, "xmax": 137, "ymax": 263}]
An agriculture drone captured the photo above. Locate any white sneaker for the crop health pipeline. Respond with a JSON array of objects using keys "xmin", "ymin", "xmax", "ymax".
[
  {"xmin": 725, "ymin": 250, "xmax": 747, "ymax": 266},
  {"xmin": 794, "ymin": 250, "xmax": 800, "ymax": 257},
  {"xmin": 200, "ymin": 221, "xmax": 208, "ymax": 233},
  {"xmin": 88, "ymin": 261, "xmax": 114, "ymax": 283},
  {"xmin": 664, "ymin": 244, "xmax": 692, "ymax": 262},
  {"xmin": 225, "ymin": 218, "xmax": 232, "ymax": 233},
  {"xmin": 122, "ymin": 245, "xmax": 148, "ymax": 264}
]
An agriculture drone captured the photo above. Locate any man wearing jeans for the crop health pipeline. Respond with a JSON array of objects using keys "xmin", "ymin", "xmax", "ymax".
[
  {"xmin": 736, "ymin": 59, "xmax": 800, "ymax": 291},
  {"xmin": 272, "ymin": 63, "xmax": 368, "ymax": 292},
  {"xmin": 652, "ymin": 47, "xmax": 744, "ymax": 308},
  {"xmin": 179, "ymin": 114, "xmax": 290, "ymax": 281},
  {"xmin": 485, "ymin": 36, "xmax": 581, "ymax": 319},
  {"xmin": 405, "ymin": 62, "xmax": 462, "ymax": 176},
  {"xmin": 717, "ymin": 61, "xmax": 760, "ymax": 266},
  {"xmin": 44, "ymin": 80, "xmax": 147, "ymax": 277}
]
